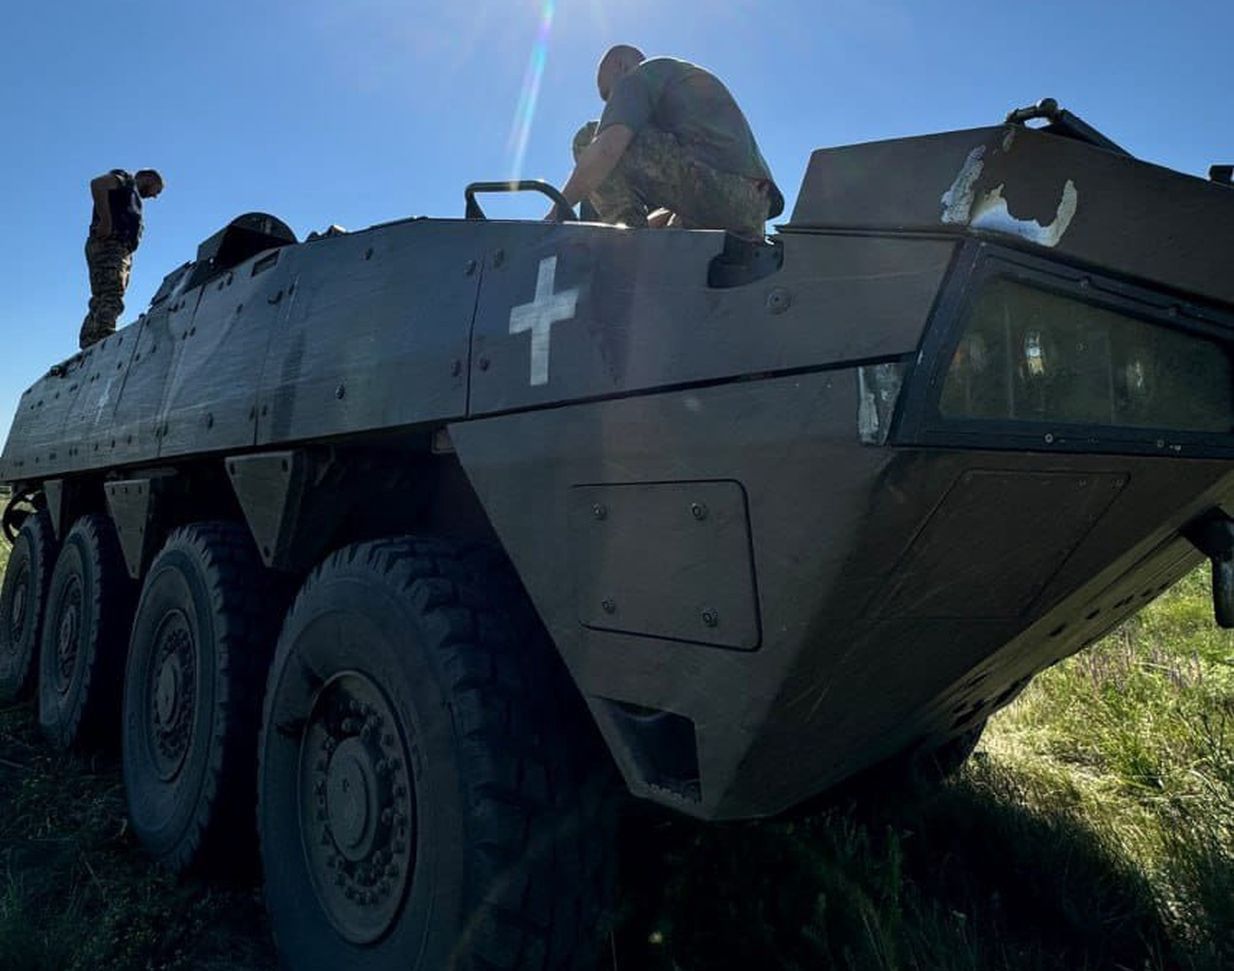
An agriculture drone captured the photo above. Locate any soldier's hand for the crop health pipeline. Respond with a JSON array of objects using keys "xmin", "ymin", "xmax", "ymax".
[{"xmin": 647, "ymin": 208, "xmax": 675, "ymax": 229}]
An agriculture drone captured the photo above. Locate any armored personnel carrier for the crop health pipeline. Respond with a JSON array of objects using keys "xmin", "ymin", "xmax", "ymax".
[{"xmin": 1, "ymin": 100, "xmax": 1232, "ymax": 969}]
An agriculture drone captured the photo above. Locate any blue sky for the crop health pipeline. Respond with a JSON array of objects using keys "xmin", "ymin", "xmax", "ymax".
[{"xmin": 0, "ymin": 0, "xmax": 1229, "ymax": 436}]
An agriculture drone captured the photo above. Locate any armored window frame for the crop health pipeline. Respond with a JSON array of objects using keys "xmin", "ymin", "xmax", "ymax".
[{"xmin": 894, "ymin": 242, "xmax": 1234, "ymax": 458}]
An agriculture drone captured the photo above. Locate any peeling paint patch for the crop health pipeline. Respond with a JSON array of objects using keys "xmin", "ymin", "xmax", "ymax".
[
  {"xmin": 940, "ymin": 146, "xmax": 986, "ymax": 224},
  {"xmin": 857, "ymin": 362, "xmax": 905, "ymax": 445},
  {"xmin": 1001, "ymin": 127, "xmax": 1016, "ymax": 153},
  {"xmin": 970, "ymin": 179, "xmax": 1079, "ymax": 248}
]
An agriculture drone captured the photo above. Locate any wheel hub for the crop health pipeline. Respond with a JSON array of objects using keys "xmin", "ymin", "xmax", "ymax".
[
  {"xmin": 298, "ymin": 672, "xmax": 416, "ymax": 945},
  {"xmin": 155, "ymin": 654, "xmax": 183, "ymax": 725},
  {"xmin": 10, "ymin": 572, "xmax": 28, "ymax": 641},
  {"xmin": 148, "ymin": 613, "xmax": 196, "ymax": 781},
  {"xmin": 326, "ymin": 736, "xmax": 386, "ymax": 862},
  {"xmin": 54, "ymin": 579, "xmax": 82, "ymax": 692}
]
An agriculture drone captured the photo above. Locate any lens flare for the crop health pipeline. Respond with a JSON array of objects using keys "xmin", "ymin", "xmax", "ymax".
[{"xmin": 506, "ymin": 0, "xmax": 556, "ymax": 183}]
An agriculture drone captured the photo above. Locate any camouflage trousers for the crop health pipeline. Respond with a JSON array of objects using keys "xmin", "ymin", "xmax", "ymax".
[
  {"xmin": 573, "ymin": 121, "xmax": 771, "ymax": 238},
  {"xmin": 79, "ymin": 236, "xmax": 133, "ymax": 349}
]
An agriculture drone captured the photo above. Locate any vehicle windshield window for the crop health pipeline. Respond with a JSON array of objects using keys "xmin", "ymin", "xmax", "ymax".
[{"xmin": 939, "ymin": 277, "xmax": 1234, "ymax": 433}]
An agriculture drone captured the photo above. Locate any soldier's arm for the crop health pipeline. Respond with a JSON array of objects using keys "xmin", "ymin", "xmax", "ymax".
[
  {"xmin": 90, "ymin": 173, "xmax": 121, "ymax": 237},
  {"xmin": 548, "ymin": 125, "xmax": 635, "ymax": 219}
]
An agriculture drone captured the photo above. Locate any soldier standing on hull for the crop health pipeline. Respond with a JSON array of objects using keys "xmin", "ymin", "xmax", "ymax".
[
  {"xmin": 547, "ymin": 45, "xmax": 783, "ymax": 239},
  {"xmin": 79, "ymin": 168, "xmax": 164, "ymax": 349}
]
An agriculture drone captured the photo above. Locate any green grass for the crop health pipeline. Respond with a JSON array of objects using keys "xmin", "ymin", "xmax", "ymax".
[
  {"xmin": 1, "ymin": 527, "xmax": 1231, "ymax": 969},
  {"xmin": 610, "ymin": 568, "xmax": 1234, "ymax": 970},
  {"xmin": 0, "ymin": 705, "xmax": 275, "ymax": 971},
  {"xmin": 0, "ymin": 535, "xmax": 276, "ymax": 970}
]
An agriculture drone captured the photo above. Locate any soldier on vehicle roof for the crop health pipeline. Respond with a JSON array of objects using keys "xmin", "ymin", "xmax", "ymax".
[
  {"xmin": 79, "ymin": 168, "xmax": 164, "ymax": 350},
  {"xmin": 547, "ymin": 45, "xmax": 783, "ymax": 239}
]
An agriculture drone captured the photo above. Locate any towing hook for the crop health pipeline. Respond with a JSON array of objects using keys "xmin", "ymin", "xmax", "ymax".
[
  {"xmin": 1005, "ymin": 97, "xmax": 1060, "ymax": 125},
  {"xmin": 1183, "ymin": 511, "xmax": 1234, "ymax": 629}
]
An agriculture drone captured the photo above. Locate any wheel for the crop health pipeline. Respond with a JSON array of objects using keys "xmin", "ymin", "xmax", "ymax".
[
  {"xmin": 37, "ymin": 514, "xmax": 134, "ymax": 749},
  {"xmin": 122, "ymin": 522, "xmax": 286, "ymax": 874},
  {"xmin": 259, "ymin": 538, "xmax": 617, "ymax": 970},
  {"xmin": 0, "ymin": 510, "xmax": 57, "ymax": 702}
]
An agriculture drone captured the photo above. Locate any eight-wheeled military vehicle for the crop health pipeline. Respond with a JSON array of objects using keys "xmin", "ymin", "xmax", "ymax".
[{"xmin": 1, "ymin": 100, "xmax": 1232, "ymax": 969}]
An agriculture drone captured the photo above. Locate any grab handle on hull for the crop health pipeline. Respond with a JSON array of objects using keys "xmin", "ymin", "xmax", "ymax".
[{"xmin": 464, "ymin": 181, "xmax": 577, "ymax": 221}]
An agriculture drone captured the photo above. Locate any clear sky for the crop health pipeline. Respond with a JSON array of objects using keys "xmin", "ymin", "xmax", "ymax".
[{"xmin": 0, "ymin": 0, "xmax": 1229, "ymax": 436}]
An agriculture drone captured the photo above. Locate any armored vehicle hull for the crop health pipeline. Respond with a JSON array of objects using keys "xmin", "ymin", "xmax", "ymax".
[{"xmin": 1, "ymin": 109, "xmax": 1232, "ymax": 967}]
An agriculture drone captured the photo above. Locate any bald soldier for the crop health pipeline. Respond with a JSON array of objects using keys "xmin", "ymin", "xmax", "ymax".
[
  {"xmin": 548, "ymin": 46, "xmax": 783, "ymax": 238},
  {"xmin": 79, "ymin": 168, "xmax": 164, "ymax": 349}
]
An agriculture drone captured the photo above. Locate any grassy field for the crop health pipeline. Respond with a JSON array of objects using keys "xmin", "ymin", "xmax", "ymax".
[
  {"xmin": 1, "ymin": 534, "xmax": 1231, "ymax": 970},
  {"xmin": 611, "ymin": 567, "xmax": 1234, "ymax": 971}
]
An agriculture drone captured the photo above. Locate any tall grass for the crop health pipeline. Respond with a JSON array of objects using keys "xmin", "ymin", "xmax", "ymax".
[
  {"xmin": 611, "ymin": 569, "xmax": 1234, "ymax": 970},
  {"xmin": 0, "ymin": 695, "xmax": 276, "ymax": 970},
  {"xmin": 988, "ymin": 568, "xmax": 1234, "ymax": 970}
]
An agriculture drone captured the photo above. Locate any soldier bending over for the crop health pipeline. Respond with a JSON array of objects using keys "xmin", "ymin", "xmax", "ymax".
[
  {"xmin": 548, "ymin": 45, "xmax": 782, "ymax": 239},
  {"xmin": 79, "ymin": 168, "xmax": 164, "ymax": 349}
]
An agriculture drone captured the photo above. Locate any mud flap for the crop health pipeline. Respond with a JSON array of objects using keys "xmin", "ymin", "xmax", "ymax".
[
  {"xmin": 1183, "ymin": 512, "xmax": 1234, "ymax": 629},
  {"xmin": 1214, "ymin": 558, "xmax": 1234, "ymax": 629}
]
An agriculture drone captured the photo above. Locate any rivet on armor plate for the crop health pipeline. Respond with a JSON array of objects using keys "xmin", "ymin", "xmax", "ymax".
[{"xmin": 765, "ymin": 287, "xmax": 792, "ymax": 314}]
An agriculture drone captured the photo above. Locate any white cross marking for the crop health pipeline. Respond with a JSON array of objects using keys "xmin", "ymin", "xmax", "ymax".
[{"xmin": 508, "ymin": 256, "xmax": 579, "ymax": 387}]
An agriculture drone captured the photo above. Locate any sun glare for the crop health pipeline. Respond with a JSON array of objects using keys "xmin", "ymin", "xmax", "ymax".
[{"xmin": 506, "ymin": 0, "xmax": 557, "ymax": 183}]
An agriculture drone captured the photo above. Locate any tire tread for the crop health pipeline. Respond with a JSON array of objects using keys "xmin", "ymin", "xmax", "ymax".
[
  {"xmin": 137, "ymin": 521, "xmax": 285, "ymax": 874},
  {"xmin": 0, "ymin": 510, "xmax": 56, "ymax": 701},
  {"xmin": 39, "ymin": 513, "xmax": 132, "ymax": 749},
  {"xmin": 262, "ymin": 535, "xmax": 616, "ymax": 971}
]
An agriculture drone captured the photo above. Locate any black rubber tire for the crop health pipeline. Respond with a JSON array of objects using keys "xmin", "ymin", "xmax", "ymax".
[
  {"xmin": 259, "ymin": 537, "xmax": 617, "ymax": 971},
  {"xmin": 0, "ymin": 510, "xmax": 57, "ymax": 702},
  {"xmin": 37, "ymin": 514, "xmax": 134, "ymax": 750},
  {"xmin": 122, "ymin": 522, "xmax": 286, "ymax": 875}
]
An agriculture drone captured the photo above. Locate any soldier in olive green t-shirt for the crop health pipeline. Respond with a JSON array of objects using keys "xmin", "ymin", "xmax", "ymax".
[{"xmin": 548, "ymin": 45, "xmax": 783, "ymax": 239}]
